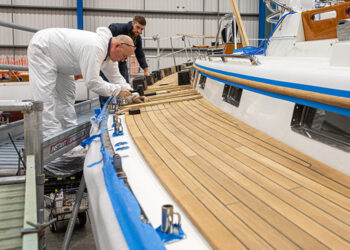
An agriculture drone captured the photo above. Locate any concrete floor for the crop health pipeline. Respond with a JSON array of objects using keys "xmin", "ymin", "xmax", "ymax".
[{"xmin": 44, "ymin": 209, "xmax": 95, "ymax": 250}]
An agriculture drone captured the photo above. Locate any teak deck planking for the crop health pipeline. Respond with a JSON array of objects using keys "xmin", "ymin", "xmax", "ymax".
[{"xmin": 124, "ymin": 73, "xmax": 350, "ymax": 249}]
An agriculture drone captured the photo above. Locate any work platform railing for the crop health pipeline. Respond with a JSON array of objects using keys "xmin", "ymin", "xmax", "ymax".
[
  {"xmin": 0, "ymin": 99, "xmax": 97, "ymax": 249},
  {"xmin": 0, "ymin": 101, "xmax": 42, "ymax": 249},
  {"xmin": 128, "ymin": 34, "xmax": 213, "ymax": 79}
]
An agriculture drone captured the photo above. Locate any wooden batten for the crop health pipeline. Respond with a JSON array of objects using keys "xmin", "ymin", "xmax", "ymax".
[
  {"xmin": 229, "ymin": 0, "xmax": 249, "ymax": 47},
  {"xmin": 125, "ymin": 95, "xmax": 202, "ymax": 109},
  {"xmin": 193, "ymin": 70, "xmax": 200, "ymax": 89}
]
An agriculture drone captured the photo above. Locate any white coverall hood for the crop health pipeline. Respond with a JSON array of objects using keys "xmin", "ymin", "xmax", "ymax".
[{"xmin": 28, "ymin": 27, "xmax": 130, "ymax": 137}]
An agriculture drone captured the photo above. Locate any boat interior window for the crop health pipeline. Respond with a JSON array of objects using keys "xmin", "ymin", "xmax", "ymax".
[
  {"xmin": 222, "ymin": 84, "xmax": 242, "ymax": 107},
  {"xmin": 199, "ymin": 75, "xmax": 207, "ymax": 89},
  {"xmin": 312, "ymin": 11, "xmax": 337, "ymax": 21},
  {"xmin": 291, "ymin": 104, "xmax": 350, "ymax": 152}
]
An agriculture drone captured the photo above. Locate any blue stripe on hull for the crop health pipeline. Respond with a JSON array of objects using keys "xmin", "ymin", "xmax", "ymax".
[
  {"xmin": 199, "ymin": 71, "xmax": 350, "ymax": 117},
  {"xmin": 195, "ymin": 63, "xmax": 350, "ymax": 98}
]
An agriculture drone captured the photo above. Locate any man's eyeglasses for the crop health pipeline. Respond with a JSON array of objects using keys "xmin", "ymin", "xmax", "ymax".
[{"xmin": 121, "ymin": 43, "xmax": 136, "ymax": 48}]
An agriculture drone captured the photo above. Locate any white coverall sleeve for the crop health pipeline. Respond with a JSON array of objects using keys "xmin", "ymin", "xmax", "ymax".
[
  {"xmin": 80, "ymin": 46, "xmax": 124, "ymax": 97},
  {"xmin": 101, "ymin": 61, "xmax": 132, "ymax": 93}
]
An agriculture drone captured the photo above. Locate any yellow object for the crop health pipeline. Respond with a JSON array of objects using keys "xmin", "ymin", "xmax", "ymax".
[{"xmin": 229, "ymin": 0, "xmax": 250, "ymax": 47}]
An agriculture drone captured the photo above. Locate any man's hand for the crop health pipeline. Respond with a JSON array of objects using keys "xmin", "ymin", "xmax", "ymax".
[
  {"xmin": 112, "ymin": 89, "xmax": 132, "ymax": 98},
  {"xmin": 144, "ymin": 68, "xmax": 150, "ymax": 77},
  {"xmin": 132, "ymin": 95, "xmax": 149, "ymax": 103}
]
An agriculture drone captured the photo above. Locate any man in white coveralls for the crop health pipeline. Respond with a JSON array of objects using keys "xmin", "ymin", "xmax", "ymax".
[{"xmin": 28, "ymin": 27, "xmax": 139, "ymax": 137}]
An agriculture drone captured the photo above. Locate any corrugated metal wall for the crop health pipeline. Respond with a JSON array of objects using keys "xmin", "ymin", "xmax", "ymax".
[{"xmin": 0, "ymin": 0, "xmax": 259, "ymax": 71}]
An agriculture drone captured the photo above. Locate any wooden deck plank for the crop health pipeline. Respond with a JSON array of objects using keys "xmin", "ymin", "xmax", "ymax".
[
  {"xmin": 149, "ymin": 73, "xmax": 178, "ymax": 89},
  {"xmin": 135, "ymin": 111, "xmax": 271, "ymax": 249},
  {"xmin": 184, "ymin": 100, "xmax": 350, "ymax": 200},
  {"xmin": 186, "ymin": 156, "xmax": 327, "ymax": 249},
  {"xmin": 161, "ymin": 104, "xmax": 300, "ymax": 191},
  {"xmin": 236, "ymin": 146, "xmax": 350, "ymax": 209},
  {"xmin": 147, "ymin": 89, "xmax": 199, "ymax": 102},
  {"xmin": 152, "ymin": 104, "xmax": 328, "ymax": 248},
  {"xmin": 157, "ymin": 72, "xmax": 179, "ymax": 84},
  {"xmin": 234, "ymin": 148, "xmax": 350, "ymax": 242},
  {"xmin": 125, "ymin": 95, "xmax": 201, "ymax": 109},
  {"xmin": 192, "ymin": 99, "xmax": 241, "ymax": 127},
  {"xmin": 171, "ymin": 102, "xmax": 301, "ymax": 190},
  {"xmin": 189, "ymin": 99, "xmax": 310, "ymax": 167},
  {"xmin": 173, "ymin": 101, "xmax": 350, "ymax": 244},
  {"xmin": 154, "ymin": 104, "xmax": 328, "ymax": 249},
  {"xmin": 171, "ymin": 101, "xmax": 350, "ymax": 248},
  {"xmin": 227, "ymin": 203, "xmax": 299, "ymax": 250},
  {"xmin": 195, "ymin": 98, "xmax": 271, "ymax": 140},
  {"xmin": 292, "ymin": 187, "xmax": 350, "ymax": 225},
  {"xmin": 126, "ymin": 114, "xmax": 246, "ymax": 250},
  {"xmin": 195, "ymin": 99, "xmax": 350, "ymax": 192},
  {"xmin": 266, "ymin": 137, "xmax": 350, "ymax": 190},
  {"xmin": 145, "ymin": 85, "xmax": 193, "ymax": 93},
  {"xmin": 125, "ymin": 84, "xmax": 350, "ymax": 249},
  {"xmin": 142, "ymin": 106, "xmax": 237, "ymax": 205}
]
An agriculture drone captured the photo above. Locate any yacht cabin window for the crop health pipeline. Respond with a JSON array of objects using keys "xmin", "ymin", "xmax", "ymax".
[
  {"xmin": 222, "ymin": 84, "xmax": 242, "ymax": 107},
  {"xmin": 199, "ymin": 75, "xmax": 207, "ymax": 89},
  {"xmin": 291, "ymin": 104, "xmax": 350, "ymax": 152}
]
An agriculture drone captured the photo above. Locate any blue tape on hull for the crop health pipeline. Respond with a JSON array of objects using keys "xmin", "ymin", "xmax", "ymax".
[
  {"xmin": 156, "ymin": 224, "xmax": 185, "ymax": 244},
  {"xmin": 101, "ymin": 149, "xmax": 165, "ymax": 250},
  {"xmin": 86, "ymin": 96, "xmax": 165, "ymax": 250}
]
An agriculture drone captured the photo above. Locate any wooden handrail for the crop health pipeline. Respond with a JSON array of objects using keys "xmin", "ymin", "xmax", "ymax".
[{"xmin": 194, "ymin": 64, "xmax": 350, "ymax": 110}]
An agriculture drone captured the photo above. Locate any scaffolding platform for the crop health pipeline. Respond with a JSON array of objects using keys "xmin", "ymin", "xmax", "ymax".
[{"xmin": 0, "ymin": 98, "xmax": 98, "ymax": 249}]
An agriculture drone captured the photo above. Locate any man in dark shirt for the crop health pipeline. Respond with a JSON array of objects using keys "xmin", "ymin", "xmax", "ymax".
[{"xmin": 99, "ymin": 16, "xmax": 150, "ymax": 107}]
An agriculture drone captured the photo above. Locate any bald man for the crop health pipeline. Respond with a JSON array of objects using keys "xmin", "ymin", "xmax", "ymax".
[{"xmin": 28, "ymin": 27, "xmax": 135, "ymax": 137}]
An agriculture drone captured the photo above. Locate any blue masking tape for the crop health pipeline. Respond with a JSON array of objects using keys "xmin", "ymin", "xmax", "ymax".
[
  {"xmin": 80, "ymin": 134, "xmax": 101, "ymax": 148},
  {"xmin": 87, "ymin": 158, "xmax": 103, "ymax": 168},
  {"xmin": 94, "ymin": 108, "xmax": 101, "ymax": 116},
  {"xmin": 115, "ymin": 142, "xmax": 128, "ymax": 147},
  {"xmin": 90, "ymin": 96, "xmax": 165, "ymax": 249},
  {"xmin": 115, "ymin": 146, "xmax": 129, "ymax": 151},
  {"xmin": 113, "ymin": 131, "xmax": 124, "ymax": 137},
  {"xmin": 155, "ymin": 224, "xmax": 185, "ymax": 244}
]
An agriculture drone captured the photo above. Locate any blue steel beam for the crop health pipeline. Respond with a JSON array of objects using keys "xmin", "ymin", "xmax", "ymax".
[
  {"xmin": 77, "ymin": 0, "xmax": 83, "ymax": 30},
  {"xmin": 258, "ymin": 0, "xmax": 266, "ymax": 40}
]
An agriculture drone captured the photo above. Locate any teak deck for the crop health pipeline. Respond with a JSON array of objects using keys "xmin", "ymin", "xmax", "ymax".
[{"xmin": 125, "ymin": 73, "xmax": 350, "ymax": 249}]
